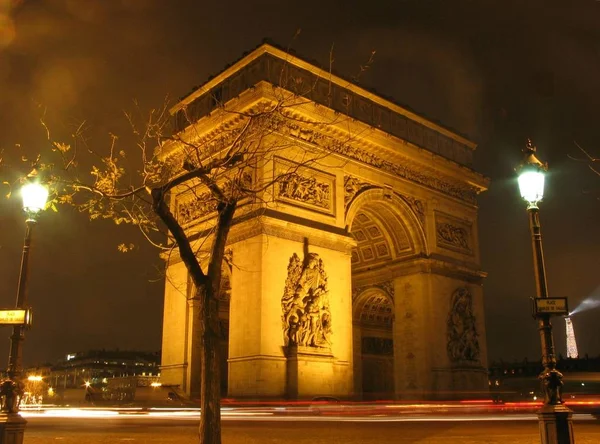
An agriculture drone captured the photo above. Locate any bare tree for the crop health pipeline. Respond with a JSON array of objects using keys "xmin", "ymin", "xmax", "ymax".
[
  {"xmin": 1, "ymin": 55, "xmax": 366, "ymax": 444},
  {"xmin": 570, "ymin": 141, "xmax": 600, "ymax": 177}
]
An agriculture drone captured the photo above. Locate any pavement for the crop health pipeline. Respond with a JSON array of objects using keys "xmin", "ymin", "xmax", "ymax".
[{"xmin": 19, "ymin": 414, "xmax": 600, "ymax": 444}]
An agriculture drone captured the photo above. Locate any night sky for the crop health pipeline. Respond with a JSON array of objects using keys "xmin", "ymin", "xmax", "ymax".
[{"xmin": 1, "ymin": 0, "xmax": 599, "ymax": 367}]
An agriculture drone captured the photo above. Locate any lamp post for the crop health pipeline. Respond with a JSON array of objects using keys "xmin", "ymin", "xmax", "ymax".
[
  {"xmin": 517, "ymin": 140, "xmax": 574, "ymax": 444},
  {"xmin": 0, "ymin": 181, "xmax": 48, "ymax": 444}
]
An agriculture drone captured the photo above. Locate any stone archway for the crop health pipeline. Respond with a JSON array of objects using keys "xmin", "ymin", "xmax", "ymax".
[
  {"xmin": 347, "ymin": 189, "xmax": 427, "ymax": 400},
  {"xmin": 159, "ymin": 43, "xmax": 490, "ymax": 401},
  {"xmin": 353, "ymin": 287, "xmax": 394, "ymax": 399}
]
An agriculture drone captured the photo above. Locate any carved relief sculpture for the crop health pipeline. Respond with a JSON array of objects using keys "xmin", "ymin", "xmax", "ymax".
[
  {"xmin": 282, "ymin": 252, "xmax": 332, "ymax": 348},
  {"xmin": 176, "ymin": 172, "xmax": 253, "ymax": 226},
  {"xmin": 343, "ymin": 176, "xmax": 371, "ymax": 207},
  {"xmin": 446, "ymin": 287, "xmax": 480, "ymax": 363},
  {"xmin": 177, "ymin": 191, "xmax": 217, "ymax": 225},
  {"xmin": 437, "ymin": 223, "xmax": 470, "ymax": 250},
  {"xmin": 278, "ymin": 173, "xmax": 331, "ymax": 210}
]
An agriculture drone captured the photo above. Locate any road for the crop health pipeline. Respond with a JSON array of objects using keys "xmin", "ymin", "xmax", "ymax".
[{"xmin": 19, "ymin": 411, "xmax": 600, "ymax": 444}]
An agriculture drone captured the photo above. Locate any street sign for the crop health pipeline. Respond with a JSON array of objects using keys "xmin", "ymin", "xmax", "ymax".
[
  {"xmin": 0, "ymin": 309, "xmax": 32, "ymax": 326},
  {"xmin": 533, "ymin": 298, "xmax": 569, "ymax": 317}
]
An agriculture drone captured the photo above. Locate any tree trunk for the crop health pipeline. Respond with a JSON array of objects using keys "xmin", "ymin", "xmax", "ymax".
[
  {"xmin": 198, "ymin": 201, "xmax": 236, "ymax": 444},
  {"xmin": 151, "ymin": 186, "xmax": 236, "ymax": 444},
  {"xmin": 198, "ymin": 284, "xmax": 222, "ymax": 444}
]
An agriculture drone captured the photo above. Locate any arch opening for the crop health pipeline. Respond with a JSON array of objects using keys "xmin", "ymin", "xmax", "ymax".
[{"xmin": 348, "ymin": 190, "xmax": 425, "ymax": 400}]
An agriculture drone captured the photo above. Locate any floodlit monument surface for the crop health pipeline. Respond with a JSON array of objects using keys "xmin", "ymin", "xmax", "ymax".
[{"xmin": 159, "ymin": 43, "xmax": 490, "ymax": 400}]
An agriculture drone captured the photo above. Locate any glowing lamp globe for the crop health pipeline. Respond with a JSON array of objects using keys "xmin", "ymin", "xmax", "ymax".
[
  {"xmin": 21, "ymin": 182, "xmax": 49, "ymax": 214},
  {"xmin": 518, "ymin": 170, "xmax": 545, "ymax": 205},
  {"xmin": 516, "ymin": 139, "xmax": 547, "ymax": 207}
]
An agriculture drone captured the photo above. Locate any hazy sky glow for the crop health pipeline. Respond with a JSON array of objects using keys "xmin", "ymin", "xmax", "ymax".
[{"xmin": 0, "ymin": 0, "xmax": 599, "ymax": 366}]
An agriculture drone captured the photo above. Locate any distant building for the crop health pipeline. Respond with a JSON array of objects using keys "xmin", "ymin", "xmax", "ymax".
[
  {"xmin": 488, "ymin": 356, "xmax": 600, "ymax": 401},
  {"xmin": 25, "ymin": 349, "xmax": 160, "ymax": 390}
]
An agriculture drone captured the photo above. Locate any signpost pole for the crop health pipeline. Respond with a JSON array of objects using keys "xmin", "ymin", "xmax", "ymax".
[
  {"xmin": 528, "ymin": 206, "xmax": 574, "ymax": 444},
  {"xmin": 0, "ymin": 220, "xmax": 33, "ymax": 444},
  {"xmin": 7, "ymin": 220, "xmax": 33, "ymax": 393}
]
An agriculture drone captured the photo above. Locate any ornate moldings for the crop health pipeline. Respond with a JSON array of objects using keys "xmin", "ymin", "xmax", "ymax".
[
  {"xmin": 435, "ymin": 212, "xmax": 473, "ymax": 254},
  {"xmin": 399, "ymin": 194, "xmax": 426, "ymax": 228},
  {"xmin": 278, "ymin": 173, "xmax": 331, "ymax": 210},
  {"xmin": 319, "ymin": 134, "xmax": 478, "ymax": 204},
  {"xmin": 175, "ymin": 172, "xmax": 253, "ymax": 226},
  {"xmin": 281, "ymin": 252, "xmax": 332, "ymax": 348},
  {"xmin": 352, "ymin": 280, "xmax": 395, "ymax": 302},
  {"xmin": 177, "ymin": 191, "xmax": 217, "ymax": 225},
  {"xmin": 344, "ymin": 176, "xmax": 372, "ymax": 207},
  {"xmin": 438, "ymin": 223, "xmax": 469, "ymax": 250},
  {"xmin": 344, "ymin": 176, "xmax": 426, "ymax": 232},
  {"xmin": 274, "ymin": 158, "xmax": 335, "ymax": 215},
  {"xmin": 174, "ymin": 50, "xmax": 475, "ymax": 169},
  {"xmin": 446, "ymin": 287, "xmax": 480, "ymax": 363},
  {"xmin": 170, "ymin": 98, "xmax": 478, "ymax": 209}
]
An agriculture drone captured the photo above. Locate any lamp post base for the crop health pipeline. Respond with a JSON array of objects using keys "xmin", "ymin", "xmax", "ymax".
[
  {"xmin": 538, "ymin": 404, "xmax": 575, "ymax": 444},
  {"xmin": 0, "ymin": 413, "xmax": 26, "ymax": 444}
]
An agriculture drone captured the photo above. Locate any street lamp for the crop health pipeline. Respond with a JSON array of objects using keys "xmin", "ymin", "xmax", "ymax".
[
  {"xmin": 0, "ymin": 181, "xmax": 48, "ymax": 444},
  {"xmin": 517, "ymin": 140, "xmax": 575, "ymax": 444}
]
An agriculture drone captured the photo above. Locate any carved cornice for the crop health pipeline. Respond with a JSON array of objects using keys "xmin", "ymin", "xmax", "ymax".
[
  {"xmin": 276, "ymin": 107, "xmax": 479, "ymax": 204},
  {"xmin": 166, "ymin": 98, "xmax": 480, "ymax": 214},
  {"xmin": 225, "ymin": 214, "xmax": 355, "ymax": 255},
  {"xmin": 171, "ymin": 45, "xmax": 478, "ymax": 167}
]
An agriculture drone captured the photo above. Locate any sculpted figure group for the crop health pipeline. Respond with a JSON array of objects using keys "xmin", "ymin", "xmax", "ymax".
[
  {"xmin": 446, "ymin": 287, "xmax": 480, "ymax": 363},
  {"xmin": 282, "ymin": 253, "xmax": 332, "ymax": 348}
]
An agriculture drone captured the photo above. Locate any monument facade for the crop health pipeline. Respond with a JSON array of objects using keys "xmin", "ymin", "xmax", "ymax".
[{"xmin": 159, "ymin": 43, "xmax": 489, "ymax": 400}]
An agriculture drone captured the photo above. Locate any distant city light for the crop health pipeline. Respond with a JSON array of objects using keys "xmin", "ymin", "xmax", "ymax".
[{"xmin": 150, "ymin": 382, "xmax": 162, "ymax": 387}]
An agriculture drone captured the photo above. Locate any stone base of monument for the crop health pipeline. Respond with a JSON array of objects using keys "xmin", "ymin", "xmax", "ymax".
[
  {"xmin": 285, "ymin": 345, "xmax": 334, "ymax": 399},
  {"xmin": 0, "ymin": 413, "xmax": 26, "ymax": 444}
]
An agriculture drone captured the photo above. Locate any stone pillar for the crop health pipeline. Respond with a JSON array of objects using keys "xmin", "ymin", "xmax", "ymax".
[
  {"xmin": 392, "ymin": 273, "xmax": 432, "ymax": 400},
  {"xmin": 391, "ymin": 267, "xmax": 488, "ymax": 400},
  {"xmin": 428, "ymin": 273, "xmax": 488, "ymax": 398},
  {"xmin": 285, "ymin": 346, "xmax": 335, "ymax": 398},
  {"xmin": 352, "ymin": 322, "xmax": 362, "ymax": 399},
  {"xmin": 227, "ymin": 226, "xmax": 354, "ymax": 399},
  {"xmin": 160, "ymin": 260, "xmax": 190, "ymax": 392},
  {"xmin": 185, "ymin": 298, "xmax": 201, "ymax": 399}
]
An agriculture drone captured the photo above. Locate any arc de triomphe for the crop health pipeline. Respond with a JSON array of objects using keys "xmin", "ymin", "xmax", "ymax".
[{"xmin": 159, "ymin": 43, "xmax": 489, "ymax": 400}]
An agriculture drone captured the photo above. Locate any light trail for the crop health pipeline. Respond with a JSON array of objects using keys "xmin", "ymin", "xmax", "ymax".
[{"xmin": 19, "ymin": 406, "xmax": 599, "ymax": 423}]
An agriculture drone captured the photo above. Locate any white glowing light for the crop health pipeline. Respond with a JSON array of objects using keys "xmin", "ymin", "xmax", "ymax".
[
  {"xmin": 518, "ymin": 171, "xmax": 545, "ymax": 205},
  {"xmin": 21, "ymin": 182, "xmax": 49, "ymax": 213},
  {"xmin": 565, "ymin": 317, "xmax": 579, "ymax": 359}
]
